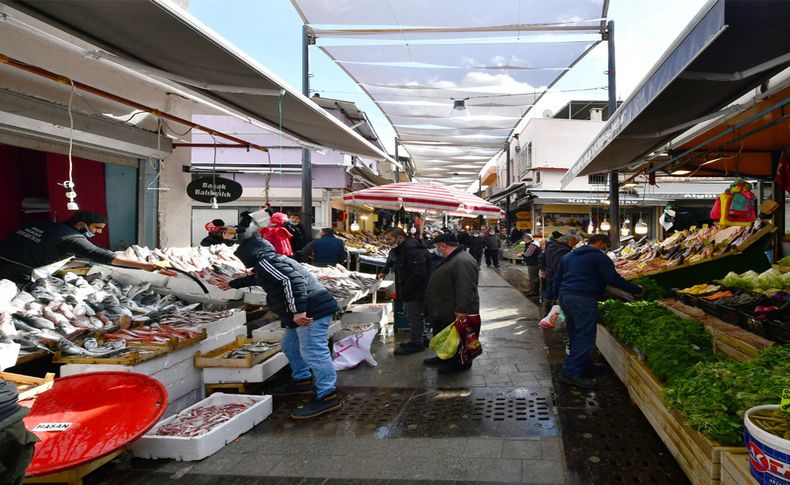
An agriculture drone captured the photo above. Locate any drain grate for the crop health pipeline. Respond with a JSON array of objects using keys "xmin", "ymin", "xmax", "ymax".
[{"xmin": 389, "ymin": 387, "xmax": 558, "ymax": 438}]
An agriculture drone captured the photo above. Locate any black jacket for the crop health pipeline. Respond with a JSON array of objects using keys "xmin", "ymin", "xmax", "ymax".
[
  {"xmin": 544, "ymin": 240, "xmax": 572, "ymax": 277},
  {"xmin": 389, "ymin": 237, "xmax": 431, "ymax": 302},
  {"xmin": 522, "ymin": 242, "xmax": 541, "ymax": 266},
  {"xmin": 467, "ymin": 236, "xmax": 486, "ymax": 256},
  {"xmin": 484, "ymin": 234, "xmax": 501, "ymax": 250},
  {"xmin": 0, "ymin": 222, "xmax": 115, "ymax": 282},
  {"xmin": 285, "ymin": 222, "xmax": 307, "ymax": 252},
  {"xmin": 200, "ymin": 233, "xmax": 233, "ymax": 247},
  {"xmin": 303, "ymin": 235, "xmax": 347, "ymax": 266},
  {"xmin": 230, "ymin": 237, "xmax": 339, "ymax": 328},
  {"xmin": 425, "ymin": 247, "xmax": 480, "ymax": 324}
]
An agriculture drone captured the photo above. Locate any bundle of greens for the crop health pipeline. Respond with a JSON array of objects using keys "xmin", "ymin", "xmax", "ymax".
[
  {"xmin": 664, "ymin": 345, "xmax": 790, "ymax": 445},
  {"xmin": 598, "ymin": 300, "xmax": 716, "ymax": 383},
  {"xmin": 631, "ymin": 277, "xmax": 670, "ymax": 301}
]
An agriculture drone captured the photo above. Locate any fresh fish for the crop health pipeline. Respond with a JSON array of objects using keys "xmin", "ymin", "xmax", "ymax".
[
  {"xmin": 14, "ymin": 312, "xmax": 57, "ymax": 332},
  {"xmin": 0, "ymin": 312, "xmax": 18, "ymax": 341},
  {"xmin": 42, "ymin": 303, "xmax": 70, "ymax": 327},
  {"xmin": 9, "ymin": 291, "xmax": 35, "ymax": 308},
  {"xmin": 58, "ymin": 337, "xmax": 126, "ymax": 357}
]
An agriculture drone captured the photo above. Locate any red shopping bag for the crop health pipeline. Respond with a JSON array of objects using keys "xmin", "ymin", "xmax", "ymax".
[{"xmin": 454, "ymin": 314, "xmax": 483, "ymax": 365}]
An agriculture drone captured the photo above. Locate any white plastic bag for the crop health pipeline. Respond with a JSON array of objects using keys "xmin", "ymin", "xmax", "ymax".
[
  {"xmin": 332, "ymin": 328, "xmax": 378, "ymax": 371},
  {"xmin": 539, "ymin": 305, "xmax": 565, "ymax": 331}
]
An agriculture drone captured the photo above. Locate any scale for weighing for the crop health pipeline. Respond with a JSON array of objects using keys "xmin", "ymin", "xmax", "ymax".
[{"xmin": 20, "ymin": 372, "xmax": 167, "ymax": 485}]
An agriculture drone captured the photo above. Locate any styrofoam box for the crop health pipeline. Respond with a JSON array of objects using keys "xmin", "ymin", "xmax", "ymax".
[
  {"xmin": 60, "ymin": 340, "xmax": 199, "ymax": 377},
  {"xmin": 132, "ymin": 393, "xmax": 273, "ymax": 461},
  {"xmin": 163, "ymin": 389, "xmax": 201, "ymax": 419},
  {"xmin": 202, "ymin": 352, "xmax": 288, "ymax": 384},
  {"xmin": 251, "ymin": 321, "xmax": 283, "ymax": 343},
  {"xmin": 197, "ymin": 325, "xmax": 247, "ymax": 354},
  {"xmin": 328, "ymin": 320, "xmax": 342, "ymax": 338},
  {"xmin": 165, "ymin": 277, "xmax": 243, "ymax": 301},
  {"xmin": 187, "ymin": 311, "xmax": 246, "ymax": 339},
  {"xmin": 242, "ymin": 290, "xmax": 267, "ymax": 306},
  {"xmin": 341, "ymin": 308, "xmax": 388, "ymax": 326},
  {"xmin": 350, "ymin": 303, "xmax": 391, "ymax": 315}
]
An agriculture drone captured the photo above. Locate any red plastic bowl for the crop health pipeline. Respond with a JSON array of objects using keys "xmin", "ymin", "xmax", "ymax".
[{"xmin": 22, "ymin": 371, "xmax": 167, "ymax": 476}]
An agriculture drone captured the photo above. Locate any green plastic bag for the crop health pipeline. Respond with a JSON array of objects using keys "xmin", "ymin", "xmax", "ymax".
[{"xmin": 429, "ymin": 323, "xmax": 461, "ymax": 360}]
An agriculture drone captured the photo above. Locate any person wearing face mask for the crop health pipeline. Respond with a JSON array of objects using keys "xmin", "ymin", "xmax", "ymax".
[
  {"xmin": 550, "ymin": 234, "xmax": 643, "ymax": 389},
  {"xmin": 377, "ymin": 228, "xmax": 432, "ymax": 355},
  {"xmin": 423, "ymin": 233, "xmax": 481, "ymax": 374},
  {"xmin": 467, "ymin": 231, "xmax": 486, "ymax": 268},
  {"xmin": 0, "ymin": 211, "xmax": 160, "ymax": 283}
]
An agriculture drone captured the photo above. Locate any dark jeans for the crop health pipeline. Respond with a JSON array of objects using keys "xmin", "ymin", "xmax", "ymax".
[
  {"xmin": 484, "ymin": 248, "xmax": 499, "ymax": 267},
  {"xmin": 404, "ymin": 300, "xmax": 426, "ymax": 345},
  {"xmin": 471, "ymin": 252, "xmax": 482, "ymax": 266},
  {"xmin": 558, "ymin": 293, "xmax": 599, "ymax": 378}
]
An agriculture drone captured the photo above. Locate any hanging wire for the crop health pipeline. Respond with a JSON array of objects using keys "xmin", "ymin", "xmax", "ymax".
[
  {"xmin": 66, "ymin": 80, "xmax": 75, "ymax": 189},
  {"xmin": 146, "ymin": 117, "xmax": 169, "ymax": 191}
]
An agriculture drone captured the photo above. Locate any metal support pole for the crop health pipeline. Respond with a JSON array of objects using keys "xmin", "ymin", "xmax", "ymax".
[
  {"xmin": 301, "ymin": 25, "xmax": 313, "ymax": 237},
  {"xmin": 606, "ymin": 20, "xmax": 620, "ymax": 248},
  {"xmin": 394, "ymin": 137, "xmax": 400, "ymax": 183},
  {"xmin": 772, "ymin": 151, "xmax": 786, "ymax": 260},
  {"xmin": 505, "ymin": 141, "xmax": 512, "ymax": 235}
]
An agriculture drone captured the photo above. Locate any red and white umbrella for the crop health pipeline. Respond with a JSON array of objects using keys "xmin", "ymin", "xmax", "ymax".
[{"xmin": 343, "ymin": 182, "xmax": 505, "ymax": 218}]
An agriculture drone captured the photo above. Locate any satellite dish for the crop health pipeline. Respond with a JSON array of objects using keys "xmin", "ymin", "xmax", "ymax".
[{"xmin": 542, "ymin": 109, "xmax": 553, "ymax": 118}]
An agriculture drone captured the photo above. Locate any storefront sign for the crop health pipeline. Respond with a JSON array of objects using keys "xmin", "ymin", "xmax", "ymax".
[
  {"xmin": 515, "ymin": 221, "xmax": 532, "ymax": 230},
  {"xmin": 516, "ymin": 211, "xmax": 532, "ymax": 219},
  {"xmin": 186, "ymin": 176, "xmax": 243, "ymax": 203}
]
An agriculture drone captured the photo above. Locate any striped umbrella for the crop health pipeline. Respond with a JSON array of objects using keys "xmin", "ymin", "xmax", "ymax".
[{"xmin": 343, "ymin": 182, "xmax": 504, "ymax": 218}]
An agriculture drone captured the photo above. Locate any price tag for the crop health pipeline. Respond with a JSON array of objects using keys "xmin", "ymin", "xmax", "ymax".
[
  {"xmin": 781, "ymin": 389, "xmax": 790, "ymax": 413},
  {"xmin": 32, "ymin": 422, "xmax": 72, "ymax": 432},
  {"xmin": 702, "ymin": 224, "xmax": 709, "ymax": 229},
  {"xmin": 689, "ymin": 225, "xmax": 697, "ymax": 231}
]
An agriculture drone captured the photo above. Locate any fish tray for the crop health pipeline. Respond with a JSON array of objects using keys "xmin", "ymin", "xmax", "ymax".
[
  {"xmin": 194, "ymin": 336, "xmax": 281, "ymax": 368},
  {"xmin": 52, "ymin": 347, "xmax": 167, "ymax": 366},
  {"xmin": 596, "ymin": 324, "xmax": 746, "ymax": 485},
  {"xmin": 131, "ymin": 393, "xmax": 273, "ymax": 461},
  {"xmin": 201, "ymin": 352, "xmax": 288, "ymax": 384},
  {"xmin": 118, "ymin": 328, "xmax": 207, "ymax": 352},
  {"xmin": 720, "ymin": 451, "xmax": 758, "ymax": 485},
  {"xmin": 0, "ymin": 371, "xmax": 55, "ymax": 400}
]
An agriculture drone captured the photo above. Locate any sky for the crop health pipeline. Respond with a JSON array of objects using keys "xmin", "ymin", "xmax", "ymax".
[{"xmin": 187, "ymin": 0, "xmax": 710, "ymax": 161}]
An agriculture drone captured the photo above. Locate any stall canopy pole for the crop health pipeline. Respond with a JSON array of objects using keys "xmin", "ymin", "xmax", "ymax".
[
  {"xmin": 301, "ymin": 25, "xmax": 314, "ymax": 237},
  {"xmin": 606, "ymin": 20, "xmax": 620, "ymax": 248},
  {"xmin": 772, "ymin": 150, "xmax": 786, "ymax": 260},
  {"xmin": 505, "ymin": 140, "xmax": 512, "ymax": 235},
  {"xmin": 394, "ymin": 137, "xmax": 400, "ymax": 183}
]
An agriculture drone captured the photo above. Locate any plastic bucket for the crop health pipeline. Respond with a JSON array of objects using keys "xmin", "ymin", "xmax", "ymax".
[{"xmin": 744, "ymin": 405, "xmax": 790, "ymax": 485}]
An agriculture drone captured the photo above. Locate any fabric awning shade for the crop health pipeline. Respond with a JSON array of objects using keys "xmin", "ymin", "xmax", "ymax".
[
  {"xmin": 344, "ymin": 182, "xmax": 505, "ymax": 218},
  {"xmin": 293, "ymin": 0, "xmax": 607, "ymax": 188},
  {"xmin": 488, "ymin": 183, "xmax": 526, "ymax": 203},
  {"xmin": 561, "ymin": 0, "xmax": 790, "ymax": 187},
  {"xmin": 2, "ymin": 0, "xmax": 390, "ymax": 161},
  {"xmin": 523, "ymin": 190, "xmax": 690, "ymax": 207}
]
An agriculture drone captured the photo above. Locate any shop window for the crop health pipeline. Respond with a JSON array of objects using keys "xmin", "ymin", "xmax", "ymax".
[{"xmin": 588, "ymin": 174, "xmax": 608, "ymax": 185}]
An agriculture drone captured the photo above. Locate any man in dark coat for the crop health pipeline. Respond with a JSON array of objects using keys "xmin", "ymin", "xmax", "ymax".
[
  {"xmin": 379, "ymin": 228, "xmax": 431, "ymax": 355},
  {"xmin": 551, "ymin": 235, "xmax": 643, "ymax": 389},
  {"xmin": 483, "ymin": 230, "xmax": 501, "ymax": 268},
  {"xmin": 521, "ymin": 234, "xmax": 541, "ymax": 295},
  {"xmin": 544, "ymin": 234, "xmax": 581, "ymax": 309},
  {"xmin": 302, "ymin": 228, "xmax": 347, "ymax": 267},
  {"xmin": 222, "ymin": 234, "xmax": 341, "ymax": 419},
  {"xmin": 468, "ymin": 231, "xmax": 486, "ymax": 267},
  {"xmin": 424, "ymin": 233, "xmax": 481, "ymax": 374},
  {"xmin": 286, "ymin": 214, "xmax": 308, "ymax": 261}
]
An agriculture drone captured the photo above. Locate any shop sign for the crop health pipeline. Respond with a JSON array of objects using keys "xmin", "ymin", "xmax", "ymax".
[
  {"xmin": 680, "ymin": 193, "xmax": 719, "ymax": 199},
  {"xmin": 516, "ymin": 211, "xmax": 532, "ymax": 219},
  {"xmin": 515, "ymin": 221, "xmax": 532, "ymax": 230},
  {"xmin": 186, "ymin": 176, "xmax": 243, "ymax": 203}
]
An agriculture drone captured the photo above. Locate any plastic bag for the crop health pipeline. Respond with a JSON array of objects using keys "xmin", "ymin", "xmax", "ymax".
[
  {"xmin": 455, "ymin": 314, "xmax": 483, "ymax": 365},
  {"xmin": 539, "ymin": 305, "xmax": 565, "ymax": 330},
  {"xmin": 332, "ymin": 328, "xmax": 378, "ymax": 371},
  {"xmin": 429, "ymin": 322, "xmax": 461, "ymax": 360}
]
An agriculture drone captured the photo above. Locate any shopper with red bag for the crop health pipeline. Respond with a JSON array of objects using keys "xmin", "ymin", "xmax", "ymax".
[{"xmin": 424, "ymin": 233, "xmax": 482, "ymax": 374}]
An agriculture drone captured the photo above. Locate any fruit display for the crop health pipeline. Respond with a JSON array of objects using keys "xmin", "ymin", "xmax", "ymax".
[
  {"xmin": 678, "ymin": 284, "xmax": 721, "ymax": 295},
  {"xmin": 614, "ymin": 220, "xmax": 771, "ymax": 279}
]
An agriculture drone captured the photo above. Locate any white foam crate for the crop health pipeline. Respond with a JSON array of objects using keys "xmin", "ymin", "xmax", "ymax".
[
  {"xmin": 188, "ymin": 312, "xmax": 246, "ymax": 339},
  {"xmin": 242, "ymin": 289, "xmax": 267, "ymax": 306},
  {"xmin": 334, "ymin": 323, "xmax": 378, "ymax": 342},
  {"xmin": 349, "ymin": 303, "xmax": 391, "ymax": 315},
  {"xmin": 251, "ymin": 321, "xmax": 283, "ymax": 343},
  {"xmin": 341, "ymin": 306, "xmax": 389, "ymax": 325},
  {"xmin": 163, "ymin": 389, "xmax": 201, "ymax": 419},
  {"xmin": 197, "ymin": 325, "xmax": 247, "ymax": 354},
  {"xmin": 202, "ymin": 352, "xmax": 288, "ymax": 384},
  {"xmin": 328, "ymin": 320, "xmax": 342, "ymax": 338},
  {"xmin": 166, "ymin": 277, "xmax": 242, "ymax": 301},
  {"xmin": 132, "ymin": 393, "xmax": 272, "ymax": 461}
]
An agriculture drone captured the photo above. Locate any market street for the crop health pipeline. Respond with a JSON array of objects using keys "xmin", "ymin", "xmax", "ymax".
[{"xmin": 85, "ymin": 266, "xmax": 565, "ymax": 484}]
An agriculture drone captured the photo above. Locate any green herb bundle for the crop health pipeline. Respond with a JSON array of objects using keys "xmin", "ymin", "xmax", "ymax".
[{"xmin": 631, "ymin": 278, "xmax": 670, "ymax": 301}]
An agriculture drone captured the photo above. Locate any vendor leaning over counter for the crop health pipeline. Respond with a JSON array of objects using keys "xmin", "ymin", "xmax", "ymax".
[
  {"xmin": 0, "ymin": 379, "xmax": 37, "ymax": 485},
  {"xmin": 0, "ymin": 211, "xmax": 161, "ymax": 283}
]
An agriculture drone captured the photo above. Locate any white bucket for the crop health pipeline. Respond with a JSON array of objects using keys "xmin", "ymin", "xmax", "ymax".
[{"xmin": 744, "ymin": 404, "xmax": 790, "ymax": 485}]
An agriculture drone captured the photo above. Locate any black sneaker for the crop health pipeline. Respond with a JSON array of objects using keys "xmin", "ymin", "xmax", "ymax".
[
  {"xmin": 399, "ymin": 337, "xmax": 430, "ymax": 348},
  {"xmin": 423, "ymin": 356, "xmax": 444, "ymax": 365},
  {"xmin": 558, "ymin": 373, "xmax": 597, "ymax": 389},
  {"xmin": 290, "ymin": 392, "xmax": 343, "ymax": 419},
  {"xmin": 269, "ymin": 378, "xmax": 314, "ymax": 396},
  {"xmin": 394, "ymin": 342, "xmax": 425, "ymax": 356}
]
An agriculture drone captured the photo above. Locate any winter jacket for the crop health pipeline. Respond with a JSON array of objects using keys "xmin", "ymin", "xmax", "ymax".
[
  {"xmin": 550, "ymin": 245, "xmax": 642, "ymax": 300},
  {"xmin": 522, "ymin": 242, "xmax": 541, "ymax": 266},
  {"xmin": 389, "ymin": 237, "xmax": 431, "ymax": 302},
  {"xmin": 200, "ymin": 233, "xmax": 233, "ymax": 247},
  {"xmin": 468, "ymin": 236, "xmax": 486, "ymax": 256},
  {"xmin": 543, "ymin": 240, "xmax": 571, "ymax": 277},
  {"xmin": 259, "ymin": 225, "xmax": 293, "ymax": 256},
  {"xmin": 425, "ymin": 247, "xmax": 480, "ymax": 324},
  {"xmin": 303, "ymin": 234, "xmax": 347, "ymax": 267},
  {"xmin": 285, "ymin": 222, "xmax": 307, "ymax": 252},
  {"xmin": 231, "ymin": 237, "xmax": 339, "ymax": 328},
  {"xmin": 484, "ymin": 234, "xmax": 501, "ymax": 250}
]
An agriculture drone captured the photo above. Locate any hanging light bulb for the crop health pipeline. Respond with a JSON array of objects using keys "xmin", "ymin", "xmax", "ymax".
[
  {"xmin": 600, "ymin": 218, "xmax": 611, "ymax": 231},
  {"xmin": 620, "ymin": 219, "xmax": 630, "ymax": 237},
  {"xmin": 210, "ymin": 197, "xmax": 219, "ymax": 210},
  {"xmin": 587, "ymin": 221, "xmax": 594, "ymax": 234},
  {"xmin": 635, "ymin": 219, "xmax": 648, "ymax": 235},
  {"xmin": 350, "ymin": 221, "xmax": 360, "ymax": 231}
]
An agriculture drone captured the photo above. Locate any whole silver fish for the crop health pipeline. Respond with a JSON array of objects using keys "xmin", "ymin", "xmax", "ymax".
[{"xmin": 14, "ymin": 312, "xmax": 57, "ymax": 332}]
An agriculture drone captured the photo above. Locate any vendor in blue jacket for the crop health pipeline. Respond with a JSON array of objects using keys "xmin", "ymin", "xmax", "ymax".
[
  {"xmin": 219, "ymin": 211, "xmax": 341, "ymax": 419},
  {"xmin": 549, "ymin": 234, "xmax": 643, "ymax": 389}
]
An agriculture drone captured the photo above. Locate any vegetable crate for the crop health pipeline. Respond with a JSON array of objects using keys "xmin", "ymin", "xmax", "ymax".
[
  {"xmin": 720, "ymin": 451, "xmax": 758, "ymax": 485},
  {"xmin": 596, "ymin": 325, "xmax": 745, "ymax": 485},
  {"xmin": 194, "ymin": 336, "xmax": 281, "ymax": 368},
  {"xmin": 0, "ymin": 371, "xmax": 54, "ymax": 400}
]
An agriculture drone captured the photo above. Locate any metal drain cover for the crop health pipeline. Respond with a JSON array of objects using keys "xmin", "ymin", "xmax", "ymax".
[{"xmin": 389, "ymin": 387, "xmax": 558, "ymax": 438}]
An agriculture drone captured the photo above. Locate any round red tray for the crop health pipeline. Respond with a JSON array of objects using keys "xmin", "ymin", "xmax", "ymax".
[{"xmin": 22, "ymin": 371, "xmax": 167, "ymax": 476}]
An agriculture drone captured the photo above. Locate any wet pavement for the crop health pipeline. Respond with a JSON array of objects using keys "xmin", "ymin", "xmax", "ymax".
[{"xmin": 82, "ymin": 263, "xmax": 686, "ymax": 484}]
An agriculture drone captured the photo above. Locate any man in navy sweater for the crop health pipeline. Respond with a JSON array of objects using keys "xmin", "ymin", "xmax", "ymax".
[{"xmin": 550, "ymin": 234, "xmax": 643, "ymax": 389}]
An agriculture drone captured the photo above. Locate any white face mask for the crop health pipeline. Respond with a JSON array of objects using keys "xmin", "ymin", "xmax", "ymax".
[{"xmin": 433, "ymin": 247, "xmax": 442, "ymax": 257}]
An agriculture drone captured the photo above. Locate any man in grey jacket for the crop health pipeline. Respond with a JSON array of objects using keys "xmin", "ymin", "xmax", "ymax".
[{"xmin": 424, "ymin": 233, "xmax": 481, "ymax": 374}]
